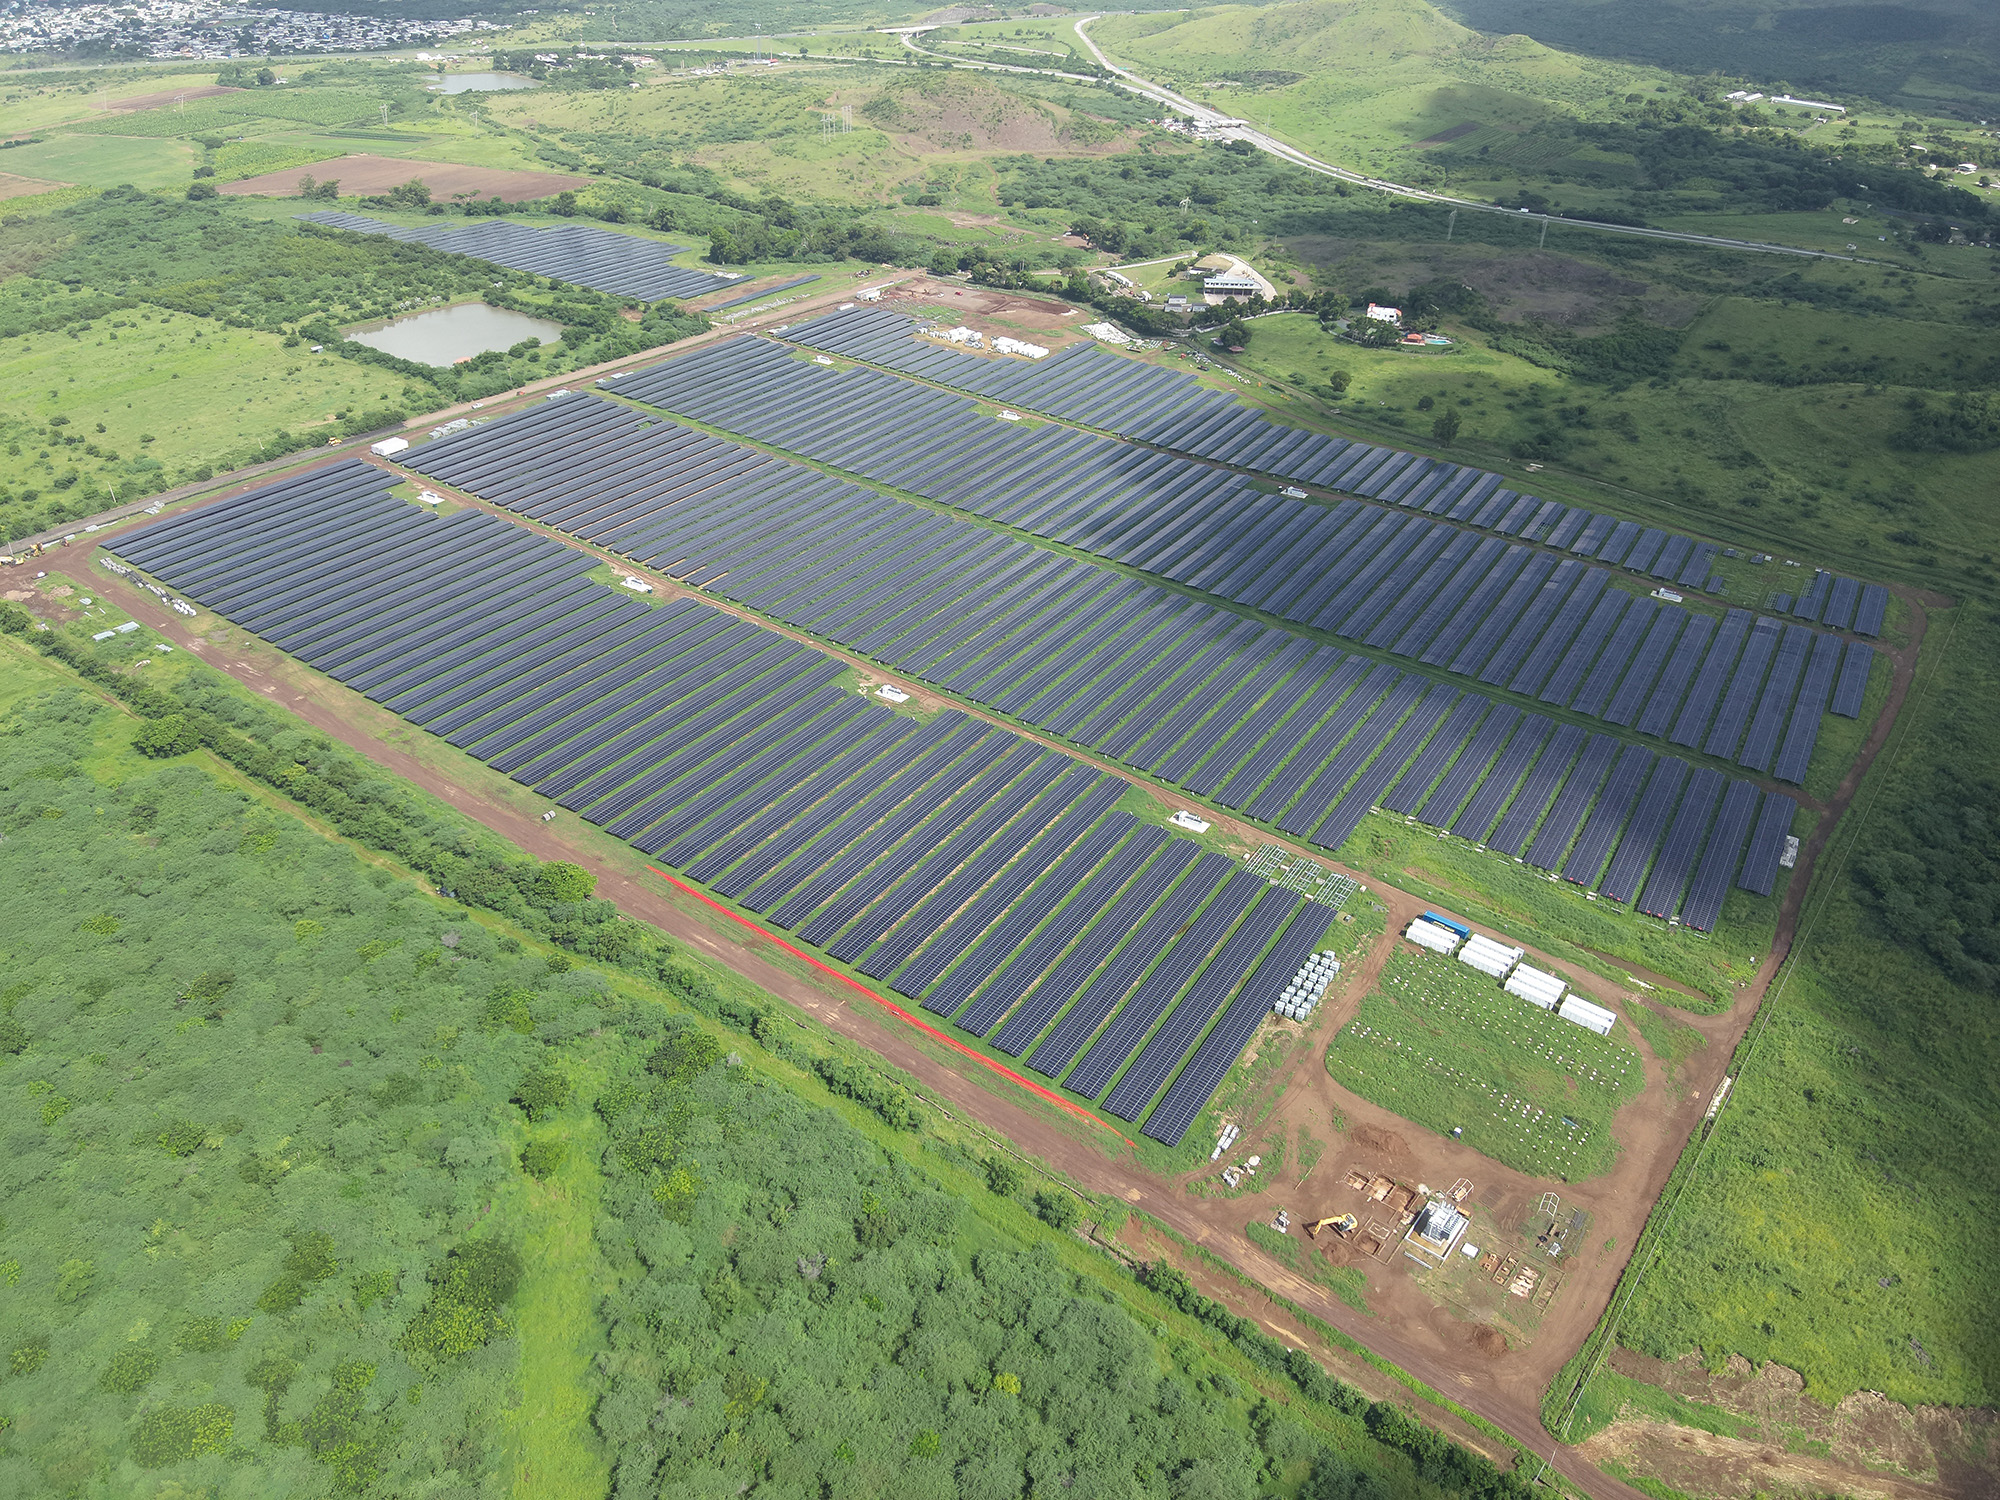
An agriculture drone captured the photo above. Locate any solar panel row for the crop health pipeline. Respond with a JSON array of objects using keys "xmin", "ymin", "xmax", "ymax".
[
  {"xmin": 788, "ymin": 308, "xmax": 1894, "ymax": 640},
  {"xmin": 1829, "ymin": 640, "xmax": 1876, "ymax": 719},
  {"xmin": 395, "ymin": 385, "xmax": 1802, "ymax": 949},
  {"xmin": 599, "ymin": 341, "xmax": 1840, "ymax": 772},
  {"xmin": 108, "ymin": 461, "xmax": 1330, "ymax": 1143},
  {"xmin": 296, "ymin": 210, "xmax": 739, "ymax": 301}
]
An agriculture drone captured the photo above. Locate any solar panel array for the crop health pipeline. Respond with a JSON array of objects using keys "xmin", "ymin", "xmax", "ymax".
[
  {"xmin": 611, "ymin": 336, "xmax": 1842, "ymax": 783},
  {"xmin": 789, "ymin": 307, "xmax": 1890, "ymax": 638},
  {"xmin": 296, "ymin": 211, "xmax": 740, "ymax": 301},
  {"xmin": 108, "ymin": 460, "xmax": 1335, "ymax": 1146},
  {"xmin": 405, "ymin": 394, "xmax": 1794, "ymax": 931}
]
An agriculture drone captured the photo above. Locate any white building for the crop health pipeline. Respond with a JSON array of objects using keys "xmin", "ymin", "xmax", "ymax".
[
  {"xmin": 1365, "ymin": 303, "xmax": 1402, "ymax": 325},
  {"xmin": 1406, "ymin": 917, "xmax": 1461, "ymax": 955},
  {"xmin": 1409, "ymin": 1200, "xmax": 1469, "ymax": 1256},
  {"xmin": 1458, "ymin": 932, "xmax": 1523, "ymax": 979},
  {"xmin": 1558, "ymin": 995, "xmax": 1617, "ymax": 1037},
  {"xmin": 1204, "ymin": 272, "xmax": 1262, "ymax": 298},
  {"xmin": 1505, "ymin": 964, "xmax": 1566, "ymax": 1011},
  {"xmin": 369, "ymin": 436, "xmax": 409, "ymax": 458}
]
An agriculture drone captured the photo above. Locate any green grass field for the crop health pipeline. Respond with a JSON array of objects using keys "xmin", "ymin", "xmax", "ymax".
[
  {"xmin": 0, "ymin": 132, "xmax": 196, "ymax": 191},
  {"xmin": 0, "ymin": 300, "xmax": 406, "ymax": 534},
  {"xmin": 1327, "ymin": 948, "xmax": 1645, "ymax": 1180}
]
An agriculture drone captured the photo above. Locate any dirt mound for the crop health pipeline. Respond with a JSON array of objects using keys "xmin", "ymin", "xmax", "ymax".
[
  {"xmin": 219, "ymin": 154, "xmax": 588, "ymax": 204},
  {"xmin": 863, "ymin": 77, "xmax": 1128, "ymax": 154},
  {"xmin": 1350, "ymin": 1123, "xmax": 1405, "ymax": 1155}
]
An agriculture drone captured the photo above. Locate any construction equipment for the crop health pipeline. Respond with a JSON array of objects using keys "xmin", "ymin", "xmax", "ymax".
[{"xmin": 1306, "ymin": 1213, "xmax": 1358, "ymax": 1240}]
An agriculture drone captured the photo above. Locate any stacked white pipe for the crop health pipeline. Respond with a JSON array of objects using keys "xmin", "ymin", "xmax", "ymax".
[
  {"xmin": 1210, "ymin": 1121, "xmax": 1242, "ymax": 1161},
  {"xmin": 1274, "ymin": 951, "xmax": 1341, "ymax": 1019}
]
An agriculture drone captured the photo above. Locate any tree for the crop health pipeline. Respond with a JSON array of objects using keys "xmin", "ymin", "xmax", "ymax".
[
  {"xmin": 532, "ymin": 860, "xmax": 596, "ymax": 905},
  {"xmin": 186, "ymin": 181, "xmax": 218, "ymax": 201},
  {"xmin": 133, "ymin": 714, "xmax": 201, "ymax": 757},
  {"xmin": 1218, "ymin": 318, "xmax": 1251, "ymax": 349},
  {"xmin": 1327, "ymin": 369, "xmax": 1352, "ymax": 396},
  {"xmin": 982, "ymin": 1155, "xmax": 1023, "ymax": 1196},
  {"xmin": 1431, "ymin": 407, "xmax": 1462, "ymax": 444}
]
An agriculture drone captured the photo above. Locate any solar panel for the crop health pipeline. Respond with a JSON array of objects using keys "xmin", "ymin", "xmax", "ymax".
[
  {"xmin": 1829, "ymin": 640, "xmax": 1875, "ymax": 719},
  {"xmin": 1736, "ymin": 792, "xmax": 1796, "ymax": 897},
  {"xmin": 1680, "ymin": 779, "xmax": 1760, "ymax": 931}
]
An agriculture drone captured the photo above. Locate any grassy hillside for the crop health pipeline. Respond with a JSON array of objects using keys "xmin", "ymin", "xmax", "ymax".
[{"xmin": 1442, "ymin": 0, "xmax": 2000, "ymax": 116}]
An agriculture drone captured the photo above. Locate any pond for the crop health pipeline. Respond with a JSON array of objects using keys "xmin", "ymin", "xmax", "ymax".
[
  {"xmin": 346, "ymin": 302, "xmax": 562, "ymax": 366},
  {"xmin": 426, "ymin": 71, "xmax": 539, "ymax": 94}
]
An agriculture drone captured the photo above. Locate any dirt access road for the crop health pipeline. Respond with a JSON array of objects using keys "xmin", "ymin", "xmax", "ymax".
[{"xmin": 45, "ymin": 345, "xmax": 1930, "ymax": 1500}]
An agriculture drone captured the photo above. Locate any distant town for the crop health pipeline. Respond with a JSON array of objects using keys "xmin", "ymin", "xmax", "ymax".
[{"xmin": 0, "ymin": 0, "xmax": 503, "ymax": 58}]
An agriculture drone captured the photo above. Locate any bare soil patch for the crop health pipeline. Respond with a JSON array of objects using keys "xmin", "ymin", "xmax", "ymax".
[
  {"xmin": 100, "ymin": 84, "xmax": 241, "ymax": 113},
  {"xmin": 220, "ymin": 154, "xmax": 588, "ymax": 203},
  {"xmin": 0, "ymin": 171, "xmax": 67, "ymax": 200},
  {"xmin": 1591, "ymin": 1349, "xmax": 2000, "ymax": 1499},
  {"xmin": 879, "ymin": 275, "xmax": 1091, "ymax": 341}
]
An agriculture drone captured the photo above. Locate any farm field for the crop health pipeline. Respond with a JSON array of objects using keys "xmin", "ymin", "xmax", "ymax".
[
  {"xmin": 218, "ymin": 153, "xmax": 589, "ymax": 202},
  {"xmin": 1326, "ymin": 949, "xmax": 1643, "ymax": 1179},
  {"xmin": 0, "ymin": 133, "xmax": 196, "ymax": 193}
]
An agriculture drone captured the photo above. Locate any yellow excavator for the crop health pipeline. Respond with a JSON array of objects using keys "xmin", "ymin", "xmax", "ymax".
[{"xmin": 1305, "ymin": 1213, "xmax": 1358, "ymax": 1240}]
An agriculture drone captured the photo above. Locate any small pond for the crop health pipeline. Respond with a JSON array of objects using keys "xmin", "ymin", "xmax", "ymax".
[
  {"xmin": 426, "ymin": 71, "xmax": 539, "ymax": 94},
  {"xmin": 346, "ymin": 302, "xmax": 562, "ymax": 366}
]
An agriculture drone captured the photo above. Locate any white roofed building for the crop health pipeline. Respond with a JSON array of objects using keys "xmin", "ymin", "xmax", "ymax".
[{"xmin": 1558, "ymin": 995, "xmax": 1617, "ymax": 1036}]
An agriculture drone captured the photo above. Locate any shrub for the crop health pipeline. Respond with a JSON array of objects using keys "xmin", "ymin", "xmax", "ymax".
[
  {"xmin": 480, "ymin": 986, "xmax": 534, "ymax": 1034},
  {"xmin": 98, "ymin": 1345, "xmax": 159, "ymax": 1394},
  {"xmin": 531, "ymin": 861, "xmax": 595, "ymax": 905},
  {"xmin": 983, "ymin": 1155, "xmax": 1023, "ymax": 1197},
  {"xmin": 646, "ymin": 1023, "xmax": 722, "ymax": 1086},
  {"xmin": 159, "ymin": 1119, "xmax": 206, "ymax": 1157},
  {"xmin": 512, "ymin": 1064, "xmax": 570, "ymax": 1123},
  {"xmin": 1032, "ymin": 1190, "xmax": 1080, "ymax": 1232},
  {"xmin": 257, "ymin": 1230, "xmax": 337, "ymax": 1314},
  {"xmin": 519, "ymin": 1138, "xmax": 567, "ymax": 1179},
  {"xmin": 400, "ymin": 1240, "xmax": 521, "ymax": 1368},
  {"xmin": 9, "ymin": 1334, "xmax": 49, "ymax": 1375},
  {"xmin": 131, "ymin": 1401, "xmax": 234, "ymax": 1466}
]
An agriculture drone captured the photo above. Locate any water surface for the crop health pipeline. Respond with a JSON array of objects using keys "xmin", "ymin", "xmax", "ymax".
[
  {"xmin": 347, "ymin": 302, "xmax": 561, "ymax": 366},
  {"xmin": 426, "ymin": 72, "xmax": 539, "ymax": 94}
]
